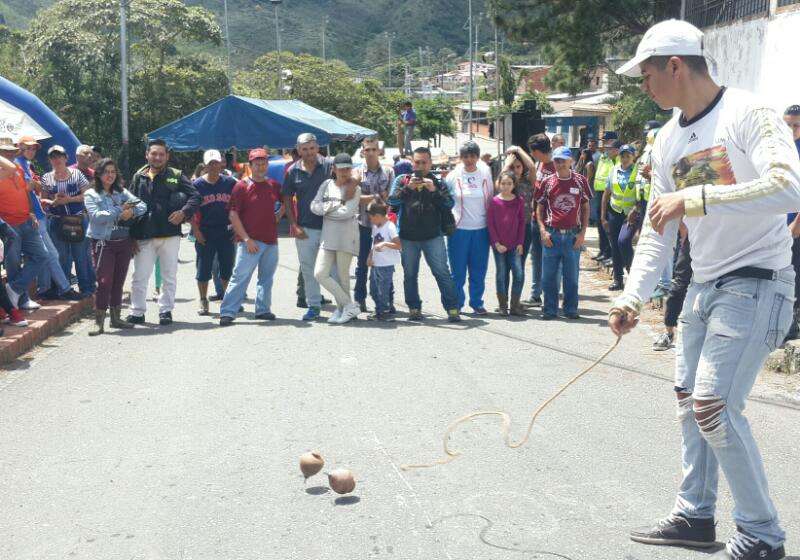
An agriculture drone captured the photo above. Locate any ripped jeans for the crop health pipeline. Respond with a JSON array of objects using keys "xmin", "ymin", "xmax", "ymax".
[{"xmin": 672, "ymin": 265, "xmax": 794, "ymax": 547}]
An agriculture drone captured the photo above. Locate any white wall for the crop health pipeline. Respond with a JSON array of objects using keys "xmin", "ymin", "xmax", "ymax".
[{"xmin": 702, "ymin": 9, "xmax": 800, "ymax": 113}]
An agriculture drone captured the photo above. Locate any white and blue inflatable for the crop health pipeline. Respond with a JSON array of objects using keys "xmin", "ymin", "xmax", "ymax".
[{"xmin": 0, "ymin": 76, "xmax": 81, "ymax": 165}]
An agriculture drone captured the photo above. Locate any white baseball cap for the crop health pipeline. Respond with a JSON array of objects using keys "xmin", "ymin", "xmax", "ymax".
[
  {"xmin": 203, "ymin": 149, "xmax": 223, "ymax": 165},
  {"xmin": 616, "ymin": 19, "xmax": 706, "ymax": 78}
]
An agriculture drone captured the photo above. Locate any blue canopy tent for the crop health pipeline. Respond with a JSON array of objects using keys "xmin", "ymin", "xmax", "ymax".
[
  {"xmin": 147, "ymin": 95, "xmax": 377, "ymax": 151},
  {"xmin": 0, "ymin": 76, "xmax": 82, "ymax": 166}
]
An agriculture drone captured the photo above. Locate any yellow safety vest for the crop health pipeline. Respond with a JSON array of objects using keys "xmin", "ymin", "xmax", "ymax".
[
  {"xmin": 594, "ymin": 154, "xmax": 616, "ymax": 192},
  {"xmin": 610, "ymin": 164, "xmax": 638, "ymax": 215}
]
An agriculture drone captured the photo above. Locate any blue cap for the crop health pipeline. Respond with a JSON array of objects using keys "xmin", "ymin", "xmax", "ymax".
[
  {"xmin": 552, "ymin": 146, "xmax": 573, "ymax": 160},
  {"xmin": 619, "ymin": 143, "xmax": 636, "ymax": 155},
  {"xmin": 602, "ymin": 131, "xmax": 618, "ymax": 140}
]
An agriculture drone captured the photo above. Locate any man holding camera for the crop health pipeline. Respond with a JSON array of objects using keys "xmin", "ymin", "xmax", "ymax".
[
  {"xmin": 387, "ymin": 146, "xmax": 460, "ymax": 322},
  {"xmin": 126, "ymin": 139, "xmax": 200, "ymax": 326}
]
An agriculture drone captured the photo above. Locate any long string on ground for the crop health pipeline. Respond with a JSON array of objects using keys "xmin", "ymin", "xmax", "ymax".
[{"xmin": 401, "ymin": 336, "xmax": 622, "ymax": 470}]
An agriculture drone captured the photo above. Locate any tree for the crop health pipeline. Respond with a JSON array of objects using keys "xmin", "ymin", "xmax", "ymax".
[
  {"xmin": 487, "ymin": 0, "xmax": 681, "ymax": 94},
  {"xmin": 497, "ymin": 56, "xmax": 516, "ymax": 108},
  {"xmin": 22, "ymin": 0, "xmax": 222, "ymax": 169},
  {"xmin": 0, "ymin": 26, "xmax": 24, "ymax": 85},
  {"xmin": 513, "ymin": 91, "xmax": 553, "ymax": 114},
  {"xmin": 413, "ymin": 98, "xmax": 457, "ymax": 145},
  {"xmin": 611, "ymin": 85, "xmax": 669, "ymax": 142}
]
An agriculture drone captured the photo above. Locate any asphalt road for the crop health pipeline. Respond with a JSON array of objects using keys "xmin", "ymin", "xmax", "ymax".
[{"xmin": 2, "ymin": 236, "xmax": 799, "ymax": 560}]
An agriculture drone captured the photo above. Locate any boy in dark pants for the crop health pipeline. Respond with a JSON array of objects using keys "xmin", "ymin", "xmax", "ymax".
[{"xmin": 366, "ymin": 201, "xmax": 401, "ymax": 321}]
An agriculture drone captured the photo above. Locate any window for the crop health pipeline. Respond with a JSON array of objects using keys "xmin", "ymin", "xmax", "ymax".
[{"xmin": 685, "ymin": 0, "xmax": 769, "ymax": 28}]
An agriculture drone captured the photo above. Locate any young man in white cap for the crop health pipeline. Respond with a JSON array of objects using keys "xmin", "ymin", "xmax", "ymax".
[
  {"xmin": 192, "ymin": 149, "xmax": 237, "ymax": 316},
  {"xmin": 609, "ymin": 19, "xmax": 800, "ymax": 560}
]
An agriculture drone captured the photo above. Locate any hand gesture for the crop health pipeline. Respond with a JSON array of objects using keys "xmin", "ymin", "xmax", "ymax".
[
  {"xmin": 293, "ymin": 225, "xmax": 307, "ymax": 240},
  {"xmin": 648, "ymin": 192, "xmax": 685, "ymax": 235},
  {"xmin": 608, "ymin": 307, "xmax": 639, "ymax": 337},
  {"xmin": 245, "ymin": 239, "xmax": 259, "ymax": 254},
  {"xmin": 541, "ymin": 231, "xmax": 553, "ymax": 248},
  {"xmin": 515, "ymin": 245, "xmax": 523, "ymax": 256},
  {"xmin": 495, "ymin": 242, "xmax": 507, "ymax": 253},
  {"xmin": 168, "ymin": 210, "xmax": 185, "ymax": 225},
  {"xmin": 574, "ymin": 232, "xmax": 585, "ymax": 249}
]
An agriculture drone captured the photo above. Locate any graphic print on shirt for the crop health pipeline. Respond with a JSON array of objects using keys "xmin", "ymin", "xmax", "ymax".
[
  {"xmin": 671, "ymin": 144, "xmax": 736, "ymax": 191},
  {"xmin": 553, "ymin": 193, "xmax": 578, "ymax": 214}
]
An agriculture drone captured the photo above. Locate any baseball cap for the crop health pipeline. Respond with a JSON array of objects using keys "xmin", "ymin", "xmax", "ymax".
[
  {"xmin": 0, "ymin": 137, "xmax": 18, "ymax": 151},
  {"xmin": 248, "ymin": 148, "xmax": 268, "ymax": 161},
  {"xmin": 17, "ymin": 136, "xmax": 40, "ymax": 148},
  {"xmin": 203, "ymin": 149, "xmax": 222, "ymax": 165},
  {"xmin": 297, "ymin": 132, "xmax": 317, "ymax": 145},
  {"xmin": 333, "ymin": 153, "xmax": 353, "ymax": 169},
  {"xmin": 619, "ymin": 143, "xmax": 636, "ymax": 155},
  {"xmin": 552, "ymin": 146, "xmax": 573, "ymax": 161},
  {"xmin": 601, "ymin": 131, "xmax": 618, "ymax": 141},
  {"xmin": 616, "ymin": 19, "xmax": 706, "ymax": 78},
  {"xmin": 610, "ymin": 139, "xmax": 624, "ymax": 150},
  {"xmin": 48, "ymin": 145, "xmax": 67, "ymax": 156}
]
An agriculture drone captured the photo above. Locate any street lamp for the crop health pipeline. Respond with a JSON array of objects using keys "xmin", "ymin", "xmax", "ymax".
[
  {"xmin": 119, "ymin": 0, "xmax": 130, "ymax": 177},
  {"xmin": 223, "ymin": 0, "xmax": 233, "ymax": 94},
  {"xmin": 272, "ymin": 0, "xmax": 284, "ymax": 99}
]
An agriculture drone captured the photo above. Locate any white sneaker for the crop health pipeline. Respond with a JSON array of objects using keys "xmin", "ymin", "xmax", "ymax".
[
  {"xmin": 337, "ymin": 303, "xmax": 361, "ymax": 324},
  {"xmin": 5, "ymin": 284, "xmax": 21, "ymax": 308},
  {"xmin": 21, "ymin": 299, "xmax": 41, "ymax": 310},
  {"xmin": 328, "ymin": 308, "xmax": 343, "ymax": 324}
]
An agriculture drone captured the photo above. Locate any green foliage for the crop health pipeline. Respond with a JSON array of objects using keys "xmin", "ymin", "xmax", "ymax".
[
  {"xmin": 611, "ymin": 85, "xmax": 669, "ymax": 142},
  {"xmin": 513, "ymin": 91, "xmax": 553, "ymax": 114},
  {"xmin": 21, "ymin": 0, "xmax": 222, "ymax": 169},
  {"xmin": 497, "ymin": 56, "xmax": 516, "ymax": 108},
  {"xmin": 0, "ymin": 25, "xmax": 24, "ymax": 84},
  {"xmin": 488, "ymin": 0, "xmax": 681, "ymax": 94},
  {"xmin": 413, "ymin": 98, "xmax": 457, "ymax": 141}
]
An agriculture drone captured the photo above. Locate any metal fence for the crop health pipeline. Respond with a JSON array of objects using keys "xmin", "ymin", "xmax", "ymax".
[{"xmin": 685, "ymin": 0, "xmax": 770, "ymax": 27}]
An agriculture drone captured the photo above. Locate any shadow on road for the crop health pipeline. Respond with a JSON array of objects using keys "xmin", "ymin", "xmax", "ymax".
[
  {"xmin": 305, "ymin": 486, "xmax": 329, "ymax": 495},
  {"xmin": 333, "ymin": 496, "xmax": 360, "ymax": 506}
]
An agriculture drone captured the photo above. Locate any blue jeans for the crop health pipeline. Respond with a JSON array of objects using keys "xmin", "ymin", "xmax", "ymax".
[
  {"xmin": 404, "ymin": 125, "xmax": 414, "ymax": 155},
  {"xmin": 354, "ymin": 224, "xmax": 372, "ymax": 303},
  {"xmin": 4, "ymin": 218, "xmax": 48, "ymax": 296},
  {"xmin": 37, "ymin": 221, "xmax": 71, "ymax": 295},
  {"xmin": 493, "ymin": 249, "xmax": 523, "ymax": 296},
  {"xmin": 591, "ymin": 192, "xmax": 610, "ymax": 256},
  {"xmin": 447, "ymin": 227, "xmax": 490, "ymax": 310},
  {"xmin": 220, "ymin": 240, "xmax": 279, "ymax": 318},
  {"xmin": 672, "ymin": 266, "xmax": 794, "ymax": 547},
  {"xmin": 607, "ymin": 208, "xmax": 634, "ymax": 284},
  {"xmin": 541, "ymin": 230, "xmax": 580, "ymax": 317},
  {"xmin": 369, "ymin": 265, "xmax": 394, "ymax": 314},
  {"xmin": 48, "ymin": 215, "xmax": 95, "ymax": 294},
  {"xmin": 529, "ymin": 223, "xmax": 543, "ymax": 298},
  {"xmin": 400, "ymin": 236, "xmax": 458, "ymax": 311},
  {"xmin": 295, "ymin": 227, "xmax": 322, "ymax": 308}
]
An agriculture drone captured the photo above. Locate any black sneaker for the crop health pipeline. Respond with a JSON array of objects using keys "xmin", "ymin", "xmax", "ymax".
[
  {"xmin": 388, "ymin": 304, "xmax": 397, "ymax": 314},
  {"xmin": 609, "ymin": 281, "xmax": 624, "ymax": 291},
  {"xmin": 126, "ymin": 314, "xmax": 145, "ymax": 325},
  {"xmin": 540, "ymin": 314, "xmax": 556, "ymax": 321},
  {"xmin": 158, "ymin": 312, "xmax": 173, "ymax": 326},
  {"xmin": 37, "ymin": 288, "xmax": 59, "ymax": 300},
  {"xmin": 255, "ymin": 312, "xmax": 276, "ymax": 320},
  {"xmin": 711, "ymin": 528, "xmax": 785, "ymax": 559},
  {"xmin": 219, "ymin": 316, "xmax": 234, "ymax": 326},
  {"xmin": 367, "ymin": 312, "xmax": 394, "ymax": 322},
  {"xmin": 209, "ymin": 294, "xmax": 223, "ymax": 302},
  {"xmin": 447, "ymin": 309, "xmax": 461, "ymax": 323},
  {"xmin": 59, "ymin": 288, "xmax": 84, "ymax": 301},
  {"xmin": 523, "ymin": 296, "xmax": 542, "ymax": 308},
  {"xmin": 321, "ymin": 296, "xmax": 332, "ymax": 305},
  {"xmin": 630, "ymin": 514, "xmax": 716, "ymax": 548},
  {"xmin": 408, "ymin": 308, "xmax": 423, "ymax": 321},
  {"xmin": 296, "ymin": 297, "xmax": 308, "ymax": 309}
]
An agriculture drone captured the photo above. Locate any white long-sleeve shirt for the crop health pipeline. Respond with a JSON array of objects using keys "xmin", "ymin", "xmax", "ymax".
[{"xmin": 616, "ymin": 87, "xmax": 800, "ymax": 313}]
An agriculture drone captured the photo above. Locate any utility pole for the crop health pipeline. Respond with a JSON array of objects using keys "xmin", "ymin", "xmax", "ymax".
[
  {"xmin": 223, "ymin": 0, "xmax": 233, "ymax": 94},
  {"xmin": 120, "ymin": 0, "xmax": 129, "ymax": 177},
  {"xmin": 494, "ymin": 19, "xmax": 501, "ymax": 160},
  {"xmin": 322, "ymin": 16, "xmax": 328, "ymax": 62},
  {"xmin": 468, "ymin": 0, "xmax": 474, "ymax": 139},
  {"xmin": 272, "ymin": 0, "xmax": 283, "ymax": 99},
  {"xmin": 386, "ymin": 32, "xmax": 394, "ymax": 88}
]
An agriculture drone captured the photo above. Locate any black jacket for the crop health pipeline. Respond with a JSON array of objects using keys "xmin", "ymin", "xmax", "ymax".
[
  {"xmin": 128, "ymin": 166, "xmax": 200, "ymax": 240},
  {"xmin": 387, "ymin": 172, "xmax": 454, "ymax": 241}
]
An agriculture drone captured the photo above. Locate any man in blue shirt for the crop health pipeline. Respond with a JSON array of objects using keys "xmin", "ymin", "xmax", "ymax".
[
  {"xmin": 784, "ymin": 105, "xmax": 800, "ymax": 341},
  {"xmin": 401, "ymin": 101, "xmax": 417, "ymax": 156}
]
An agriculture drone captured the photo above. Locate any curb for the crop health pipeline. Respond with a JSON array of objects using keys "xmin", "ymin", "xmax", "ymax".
[{"xmin": 0, "ymin": 298, "xmax": 94, "ymax": 365}]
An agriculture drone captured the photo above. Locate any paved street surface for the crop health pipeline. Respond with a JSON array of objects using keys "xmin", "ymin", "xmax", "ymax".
[{"xmin": 2, "ymin": 235, "xmax": 799, "ymax": 560}]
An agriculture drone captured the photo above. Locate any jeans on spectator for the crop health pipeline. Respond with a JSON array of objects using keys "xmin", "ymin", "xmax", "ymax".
[
  {"xmin": 36, "ymin": 223, "xmax": 71, "ymax": 295},
  {"xmin": 220, "ymin": 240, "xmax": 279, "ymax": 318},
  {"xmin": 529, "ymin": 223, "xmax": 543, "ymax": 298},
  {"xmin": 48, "ymin": 215, "xmax": 95, "ymax": 295},
  {"xmin": 354, "ymin": 224, "xmax": 372, "ymax": 303},
  {"xmin": 541, "ymin": 230, "xmax": 581, "ymax": 317},
  {"xmin": 672, "ymin": 266, "xmax": 794, "ymax": 548},
  {"xmin": 91, "ymin": 238, "xmax": 133, "ymax": 310},
  {"xmin": 404, "ymin": 125, "xmax": 414, "ymax": 155},
  {"xmin": 400, "ymin": 236, "xmax": 458, "ymax": 311},
  {"xmin": 447, "ymin": 227, "xmax": 490, "ymax": 310},
  {"xmin": 493, "ymin": 249, "xmax": 524, "ymax": 296},
  {"xmin": 665, "ymin": 240, "xmax": 692, "ymax": 328},
  {"xmin": 295, "ymin": 227, "xmax": 322, "ymax": 308},
  {"xmin": 212, "ymin": 256, "xmax": 224, "ymax": 297},
  {"xmin": 4, "ymin": 218, "xmax": 48, "ymax": 297},
  {"xmin": 130, "ymin": 236, "xmax": 181, "ymax": 317},
  {"xmin": 195, "ymin": 226, "xmax": 234, "ymax": 283},
  {"xmin": 607, "ymin": 208, "xmax": 634, "ymax": 284},
  {"xmin": 370, "ymin": 265, "xmax": 394, "ymax": 315},
  {"xmin": 519, "ymin": 222, "xmax": 533, "ymax": 289},
  {"xmin": 591, "ymin": 193, "xmax": 610, "ymax": 256}
]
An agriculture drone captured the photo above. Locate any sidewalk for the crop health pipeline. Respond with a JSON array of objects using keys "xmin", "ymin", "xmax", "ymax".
[{"xmin": 0, "ymin": 296, "xmax": 94, "ymax": 365}]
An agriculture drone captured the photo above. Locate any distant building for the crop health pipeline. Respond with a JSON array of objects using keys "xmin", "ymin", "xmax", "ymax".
[
  {"xmin": 682, "ymin": 0, "xmax": 800, "ymax": 112},
  {"xmin": 513, "ymin": 65, "xmax": 552, "ymax": 95}
]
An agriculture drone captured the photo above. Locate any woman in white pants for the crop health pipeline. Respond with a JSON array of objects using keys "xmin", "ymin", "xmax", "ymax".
[{"xmin": 312, "ymin": 153, "xmax": 361, "ymax": 324}]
